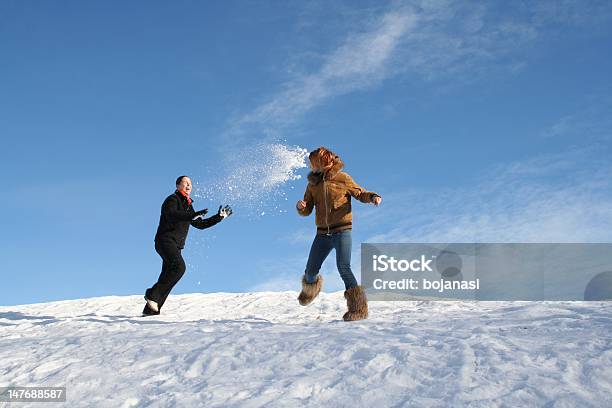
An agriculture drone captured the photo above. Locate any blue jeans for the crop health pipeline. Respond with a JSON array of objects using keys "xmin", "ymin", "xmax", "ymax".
[{"xmin": 305, "ymin": 230, "xmax": 358, "ymax": 290}]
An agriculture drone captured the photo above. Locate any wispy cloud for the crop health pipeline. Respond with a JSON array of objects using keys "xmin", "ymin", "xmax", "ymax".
[
  {"xmin": 283, "ymin": 227, "xmax": 315, "ymax": 246},
  {"xmin": 364, "ymin": 147, "xmax": 612, "ymax": 243},
  {"xmin": 530, "ymin": 0, "xmax": 612, "ymax": 27},
  {"xmin": 226, "ymin": 8, "xmax": 417, "ymax": 139},
  {"xmin": 541, "ymin": 96, "xmax": 612, "ymax": 141},
  {"xmin": 247, "ymin": 253, "xmax": 347, "ymax": 293},
  {"xmin": 223, "ymin": 0, "xmax": 612, "ymax": 141}
]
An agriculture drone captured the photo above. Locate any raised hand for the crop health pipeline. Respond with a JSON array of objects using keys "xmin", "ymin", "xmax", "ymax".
[
  {"xmin": 296, "ymin": 200, "xmax": 307, "ymax": 211},
  {"xmin": 218, "ymin": 205, "xmax": 233, "ymax": 219}
]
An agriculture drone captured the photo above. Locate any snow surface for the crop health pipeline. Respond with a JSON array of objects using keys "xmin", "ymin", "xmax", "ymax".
[{"xmin": 1, "ymin": 292, "xmax": 611, "ymax": 407}]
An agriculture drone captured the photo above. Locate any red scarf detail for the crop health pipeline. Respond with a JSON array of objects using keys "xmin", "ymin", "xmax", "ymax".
[{"xmin": 178, "ymin": 190, "xmax": 192, "ymax": 206}]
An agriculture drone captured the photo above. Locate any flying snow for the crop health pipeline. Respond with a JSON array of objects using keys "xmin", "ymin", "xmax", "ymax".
[{"xmin": 194, "ymin": 143, "xmax": 308, "ymax": 216}]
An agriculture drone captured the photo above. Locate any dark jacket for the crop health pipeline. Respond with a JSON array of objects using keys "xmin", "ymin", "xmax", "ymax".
[
  {"xmin": 297, "ymin": 157, "xmax": 379, "ymax": 234},
  {"xmin": 154, "ymin": 191, "xmax": 222, "ymax": 249}
]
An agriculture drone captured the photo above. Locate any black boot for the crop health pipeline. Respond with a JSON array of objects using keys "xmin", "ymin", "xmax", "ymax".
[
  {"xmin": 144, "ymin": 288, "xmax": 160, "ymax": 313},
  {"xmin": 142, "ymin": 303, "xmax": 160, "ymax": 317}
]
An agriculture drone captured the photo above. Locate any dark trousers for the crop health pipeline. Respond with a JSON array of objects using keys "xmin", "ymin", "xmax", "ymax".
[
  {"xmin": 305, "ymin": 229, "xmax": 358, "ymax": 290},
  {"xmin": 146, "ymin": 239, "xmax": 186, "ymax": 310}
]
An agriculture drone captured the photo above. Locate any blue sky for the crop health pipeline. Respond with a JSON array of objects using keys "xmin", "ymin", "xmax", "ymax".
[{"xmin": 1, "ymin": 0, "xmax": 611, "ymax": 306}]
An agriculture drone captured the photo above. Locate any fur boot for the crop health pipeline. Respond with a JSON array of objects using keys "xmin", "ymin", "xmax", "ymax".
[
  {"xmin": 342, "ymin": 285, "xmax": 368, "ymax": 321},
  {"xmin": 298, "ymin": 275, "xmax": 323, "ymax": 306}
]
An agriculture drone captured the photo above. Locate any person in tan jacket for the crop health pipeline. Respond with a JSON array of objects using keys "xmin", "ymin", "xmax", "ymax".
[{"xmin": 296, "ymin": 147, "xmax": 381, "ymax": 321}]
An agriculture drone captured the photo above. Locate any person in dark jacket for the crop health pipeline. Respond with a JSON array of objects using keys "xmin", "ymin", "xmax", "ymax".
[{"xmin": 143, "ymin": 175, "xmax": 232, "ymax": 316}]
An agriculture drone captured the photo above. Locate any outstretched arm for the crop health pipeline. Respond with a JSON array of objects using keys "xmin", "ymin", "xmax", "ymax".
[
  {"xmin": 191, "ymin": 205, "xmax": 233, "ymax": 229},
  {"xmin": 191, "ymin": 214, "xmax": 223, "ymax": 230},
  {"xmin": 344, "ymin": 174, "xmax": 380, "ymax": 205}
]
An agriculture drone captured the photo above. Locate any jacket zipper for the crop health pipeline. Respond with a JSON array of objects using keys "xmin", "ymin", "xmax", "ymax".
[{"xmin": 323, "ymin": 179, "xmax": 330, "ymax": 234}]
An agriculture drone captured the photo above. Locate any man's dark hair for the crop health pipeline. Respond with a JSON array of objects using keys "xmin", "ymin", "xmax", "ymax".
[{"xmin": 176, "ymin": 175, "xmax": 189, "ymax": 186}]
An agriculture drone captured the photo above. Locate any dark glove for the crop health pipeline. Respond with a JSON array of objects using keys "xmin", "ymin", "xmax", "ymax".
[
  {"xmin": 192, "ymin": 208, "xmax": 208, "ymax": 221},
  {"xmin": 218, "ymin": 205, "xmax": 233, "ymax": 219}
]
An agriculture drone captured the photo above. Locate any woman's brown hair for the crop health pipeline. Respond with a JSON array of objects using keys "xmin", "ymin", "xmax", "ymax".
[{"xmin": 309, "ymin": 147, "xmax": 336, "ymax": 171}]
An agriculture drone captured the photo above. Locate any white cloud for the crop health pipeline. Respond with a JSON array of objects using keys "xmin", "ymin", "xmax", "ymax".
[
  {"xmin": 530, "ymin": 0, "xmax": 612, "ymax": 27},
  {"xmin": 249, "ymin": 276, "xmax": 300, "ymax": 292},
  {"xmin": 541, "ymin": 98, "xmax": 612, "ymax": 140},
  {"xmin": 284, "ymin": 227, "xmax": 315, "ymax": 245},
  {"xmin": 363, "ymin": 148, "xmax": 612, "ymax": 243},
  {"xmin": 227, "ymin": 8, "xmax": 417, "ymax": 138},
  {"xmin": 247, "ymin": 253, "xmax": 347, "ymax": 293},
  {"xmin": 223, "ymin": 0, "xmax": 612, "ymax": 141}
]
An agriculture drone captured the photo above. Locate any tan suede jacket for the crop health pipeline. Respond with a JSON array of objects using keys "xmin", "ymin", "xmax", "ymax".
[{"xmin": 297, "ymin": 157, "xmax": 379, "ymax": 234}]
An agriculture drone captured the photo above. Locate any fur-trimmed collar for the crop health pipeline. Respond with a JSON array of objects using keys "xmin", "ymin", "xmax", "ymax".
[{"xmin": 307, "ymin": 157, "xmax": 344, "ymax": 185}]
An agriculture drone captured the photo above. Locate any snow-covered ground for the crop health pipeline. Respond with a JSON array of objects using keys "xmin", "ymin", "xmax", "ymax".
[{"xmin": 1, "ymin": 292, "xmax": 611, "ymax": 407}]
